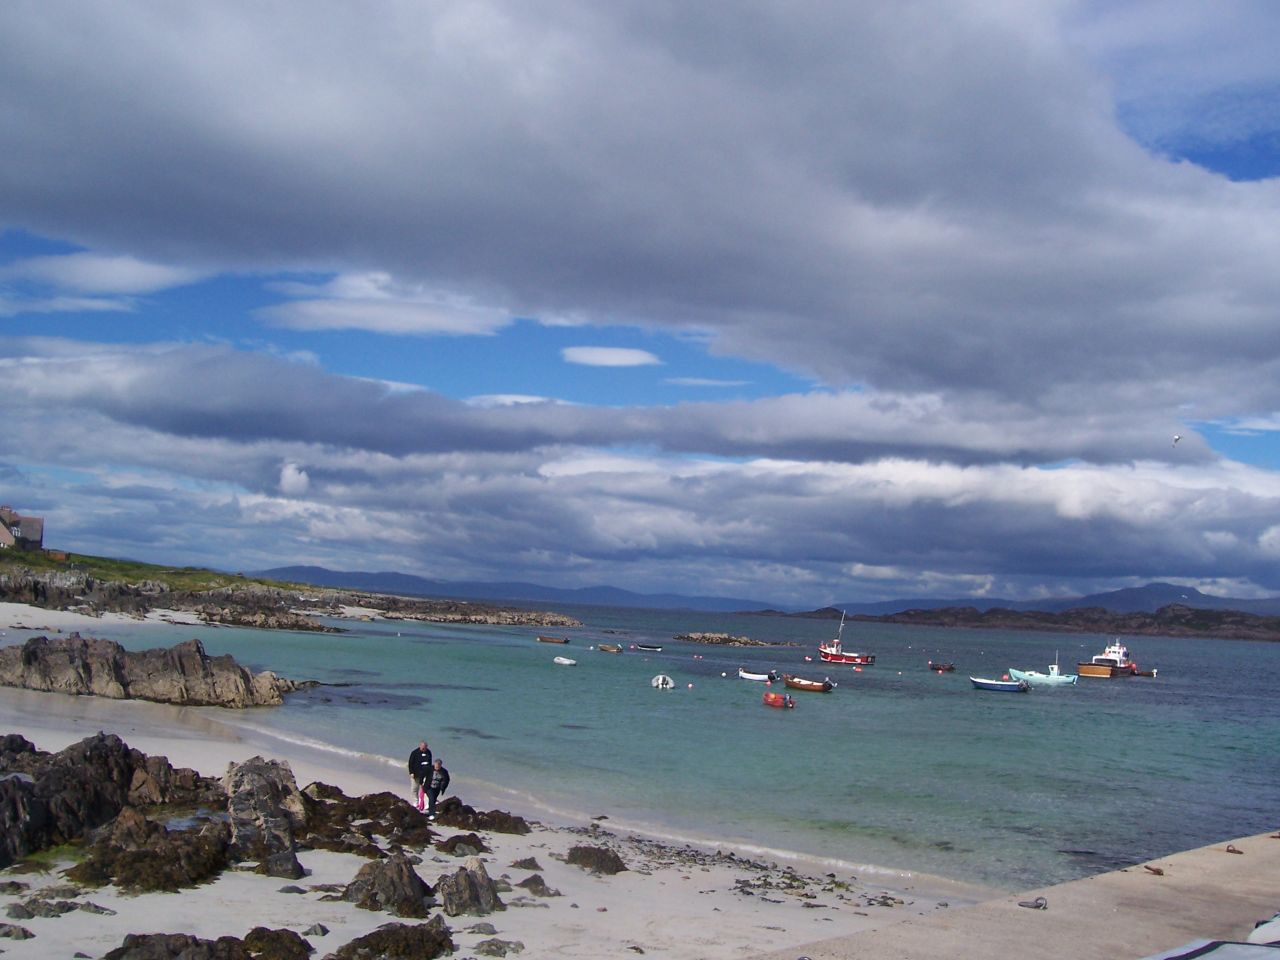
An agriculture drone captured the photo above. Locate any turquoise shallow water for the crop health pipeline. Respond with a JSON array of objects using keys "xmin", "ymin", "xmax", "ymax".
[{"xmin": 15, "ymin": 606, "xmax": 1280, "ymax": 890}]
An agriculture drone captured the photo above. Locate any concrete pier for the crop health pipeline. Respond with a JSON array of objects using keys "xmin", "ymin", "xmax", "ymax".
[{"xmin": 756, "ymin": 830, "xmax": 1280, "ymax": 960}]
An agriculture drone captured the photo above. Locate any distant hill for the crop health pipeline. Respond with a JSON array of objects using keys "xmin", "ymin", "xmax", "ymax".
[
  {"xmin": 255, "ymin": 567, "xmax": 1280, "ymax": 618},
  {"xmin": 834, "ymin": 582, "xmax": 1280, "ymax": 617},
  {"xmin": 857, "ymin": 603, "xmax": 1280, "ymax": 641},
  {"xmin": 255, "ymin": 566, "xmax": 777, "ymax": 613}
]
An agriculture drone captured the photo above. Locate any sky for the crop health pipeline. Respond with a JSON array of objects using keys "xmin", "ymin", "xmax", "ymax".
[{"xmin": 3, "ymin": 1, "xmax": 1280, "ymax": 608}]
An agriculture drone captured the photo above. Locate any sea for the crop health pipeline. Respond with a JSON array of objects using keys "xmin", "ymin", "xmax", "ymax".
[{"xmin": 11, "ymin": 604, "xmax": 1279, "ymax": 892}]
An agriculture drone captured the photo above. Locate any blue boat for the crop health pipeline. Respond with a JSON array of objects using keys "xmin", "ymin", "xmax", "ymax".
[{"xmin": 970, "ymin": 675, "xmax": 1030, "ymax": 692}]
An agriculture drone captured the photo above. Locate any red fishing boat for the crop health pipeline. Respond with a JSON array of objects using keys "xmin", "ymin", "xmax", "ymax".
[
  {"xmin": 818, "ymin": 611, "xmax": 875, "ymax": 665},
  {"xmin": 762, "ymin": 691, "xmax": 795, "ymax": 709}
]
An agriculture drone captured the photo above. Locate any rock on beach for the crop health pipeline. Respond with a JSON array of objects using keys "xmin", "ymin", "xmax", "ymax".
[{"xmin": 0, "ymin": 634, "xmax": 301, "ymax": 707}]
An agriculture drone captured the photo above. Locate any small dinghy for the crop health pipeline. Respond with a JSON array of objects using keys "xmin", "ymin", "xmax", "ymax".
[
  {"xmin": 970, "ymin": 675, "xmax": 1030, "ymax": 692},
  {"xmin": 762, "ymin": 691, "xmax": 795, "ymax": 709},
  {"xmin": 783, "ymin": 674, "xmax": 835, "ymax": 692},
  {"xmin": 553, "ymin": 656, "xmax": 576, "ymax": 666},
  {"xmin": 1008, "ymin": 654, "xmax": 1077, "ymax": 686}
]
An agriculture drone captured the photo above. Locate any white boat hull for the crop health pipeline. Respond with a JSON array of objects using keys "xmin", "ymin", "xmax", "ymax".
[{"xmin": 1008, "ymin": 667, "xmax": 1077, "ymax": 686}]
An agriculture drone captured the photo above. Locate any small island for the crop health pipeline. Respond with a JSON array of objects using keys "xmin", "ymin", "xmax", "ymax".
[{"xmin": 672, "ymin": 631, "xmax": 791, "ymax": 647}]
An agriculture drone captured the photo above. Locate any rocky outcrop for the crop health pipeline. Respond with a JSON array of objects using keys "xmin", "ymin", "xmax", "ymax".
[
  {"xmin": 0, "ymin": 565, "xmax": 580, "ymax": 630},
  {"xmin": 326, "ymin": 918, "xmax": 453, "ymax": 960},
  {"xmin": 102, "ymin": 928, "xmax": 312, "ymax": 960},
  {"xmin": 435, "ymin": 856, "xmax": 504, "ymax": 916},
  {"xmin": 0, "ymin": 635, "xmax": 302, "ymax": 707},
  {"xmin": 671, "ymin": 631, "xmax": 774, "ymax": 647},
  {"xmin": 435, "ymin": 795, "xmax": 531, "ymax": 835},
  {"xmin": 0, "ymin": 733, "xmax": 223, "ymax": 868},
  {"xmin": 223, "ymin": 757, "xmax": 306, "ymax": 879},
  {"xmin": 342, "ymin": 851, "xmax": 435, "ymax": 917},
  {"xmin": 298, "ymin": 782, "xmax": 436, "ymax": 856},
  {"xmin": 565, "ymin": 844, "xmax": 628, "ymax": 874},
  {"xmin": 64, "ymin": 807, "xmax": 232, "ymax": 892}
]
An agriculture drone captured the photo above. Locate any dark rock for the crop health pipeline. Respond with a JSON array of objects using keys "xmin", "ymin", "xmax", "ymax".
[
  {"xmin": 0, "ymin": 922, "xmax": 34, "ymax": 939},
  {"xmin": 342, "ymin": 851, "xmax": 434, "ymax": 918},
  {"xmin": 301, "ymin": 923, "xmax": 328, "ymax": 937},
  {"xmin": 436, "ymin": 832, "xmax": 490, "ymax": 857},
  {"xmin": 0, "ymin": 732, "xmax": 222, "ymax": 868},
  {"xmin": 566, "ymin": 845, "xmax": 627, "ymax": 874},
  {"xmin": 435, "ymin": 856, "xmax": 504, "ymax": 917},
  {"xmin": 103, "ymin": 932, "xmax": 250, "ymax": 959},
  {"xmin": 32, "ymin": 883, "xmax": 81, "ymax": 898},
  {"xmin": 78, "ymin": 901, "xmax": 117, "ymax": 915},
  {"xmin": 299, "ymin": 783, "xmax": 434, "ymax": 856},
  {"xmin": 0, "ymin": 879, "xmax": 28, "ymax": 894},
  {"xmin": 326, "ymin": 917, "xmax": 453, "ymax": 959},
  {"xmin": 278, "ymin": 884, "xmax": 307, "ymax": 894},
  {"xmin": 4, "ymin": 903, "xmax": 32, "ymax": 919},
  {"xmin": 509, "ymin": 856, "xmax": 541, "ymax": 871},
  {"xmin": 242, "ymin": 926, "xmax": 313, "ymax": 960},
  {"xmin": 467, "ymin": 922, "xmax": 499, "ymax": 935},
  {"xmin": 515, "ymin": 874, "xmax": 560, "ymax": 897},
  {"xmin": 435, "ymin": 796, "xmax": 530, "ymax": 835},
  {"xmin": 223, "ymin": 757, "xmax": 305, "ymax": 878},
  {"xmin": 15, "ymin": 897, "xmax": 78, "ymax": 917},
  {"xmin": 0, "ymin": 635, "xmax": 300, "ymax": 706},
  {"xmin": 475, "ymin": 937, "xmax": 525, "ymax": 957},
  {"xmin": 63, "ymin": 806, "xmax": 232, "ymax": 892}
]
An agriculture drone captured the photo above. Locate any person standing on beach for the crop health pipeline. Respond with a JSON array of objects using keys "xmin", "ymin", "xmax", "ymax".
[
  {"xmin": 408, "ymin": 741, "xmax": 432, "ymax": 811},
  {"xmin": 425, "ymin": 757, "xmax": 450, "ymax": 820}
]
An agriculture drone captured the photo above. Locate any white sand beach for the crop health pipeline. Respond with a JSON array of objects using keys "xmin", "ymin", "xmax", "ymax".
[{"xmin": 0, "ymin": 602, "xmax": 986, "ymax": 959}]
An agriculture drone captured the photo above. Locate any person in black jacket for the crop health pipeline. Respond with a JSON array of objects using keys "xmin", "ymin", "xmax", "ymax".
[
  {"xmin": 425, "ymin": 757, "xmax": 450, "ymax": 820},
  {"xmin": 408, "ymin": 741, "xmax": 432, "ymax": 811}
]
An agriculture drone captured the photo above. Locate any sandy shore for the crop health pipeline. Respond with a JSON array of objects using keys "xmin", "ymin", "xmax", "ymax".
[{"xmin": 0, "ymin": 602, "xmax": 989, "ymax": 959}]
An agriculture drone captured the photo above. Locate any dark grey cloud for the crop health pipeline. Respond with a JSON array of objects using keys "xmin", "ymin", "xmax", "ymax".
[
  {"xmin": 3, "ymin": 3, "xmax": 1280, "ymax": 411},
  {"xmin": 0, "ymin": 336, "xmax": 1211, "ymax": 465},
  {"xmin": 4, "ymin": 4, "xmax": 1280, "ymax": 603},
  {"xmin": 4, "ymin": 337, "xmax": 1279, "ymax": 604}
]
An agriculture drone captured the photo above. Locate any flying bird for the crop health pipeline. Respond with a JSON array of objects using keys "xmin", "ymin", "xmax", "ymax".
[{"xmin": 1172, "ymin": 434, "xmax": 1182, "ymax": 446}]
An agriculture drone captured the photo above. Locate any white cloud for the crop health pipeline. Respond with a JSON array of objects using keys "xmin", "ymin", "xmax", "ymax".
[
  {"xmin": 0, "ymin": 296, "xmax": 130, "ymax": 317},
  {"xmin": 665, "ymin": 377, "xmax": 750, "ymax": 387},
  {"xmin": 259, "ymin": 271, "xmax": 510, "ymax": 336},
  {"xmin": 279, "ymin": 462, "xmax": 310, "ymax": 497},
  {"xmin": 0, "ymin": 252, "xmax": 204, "ymax": 294},
  {"xmin": 260, "ymin": 298, "xmax": 509, "ymax": 336},
  {"xmin": 562, "ymin": 346, "xmax": 661, "ymax": 367},
  {"xmin": 465, "ymin": 394, "xmax": 562, "ymax": 408}
]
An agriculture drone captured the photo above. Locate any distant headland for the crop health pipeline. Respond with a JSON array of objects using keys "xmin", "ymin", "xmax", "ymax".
[
  {"xmin": 752, "ymin": 603, "xmax": 1280, "ymax": 641},
  {"xmin": 0, "ymin": 552, "xmax": 580, "ymax": 631}
]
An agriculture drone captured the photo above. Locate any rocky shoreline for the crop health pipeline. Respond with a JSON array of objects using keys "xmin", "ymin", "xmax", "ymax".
[
  {"xmin": 0, "ymin": 723, "xmax": 951, "ymax": 960},
  {"xmin": 0, "ymin": 731, "xmax": 538, "ymax": 957},
  {"xmin": 0, "ymin": 635, "xmax": 305, "ymax": 707},
  {"xmin": 0, "ymin": 568, "xmax": 581, "ymax": 632}
]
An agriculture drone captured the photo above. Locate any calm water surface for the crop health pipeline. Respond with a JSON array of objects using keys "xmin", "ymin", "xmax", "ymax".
[{"xmin": 17, "ymin": 605, "xmax": 1279, "ymax": 890}]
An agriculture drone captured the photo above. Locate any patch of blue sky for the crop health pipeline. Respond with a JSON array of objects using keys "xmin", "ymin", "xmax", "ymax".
[
  {"xmin": 1197, "ymin": 421, "xmax": 1280, "ymax": 470},
  {"xmin": 2, "ymin": 232, "xmax": 810, "ymax": 407},
  {"xmin": 0, "ymin": 228, "xmax": 77, "ymax": 259},
  {"xmin": 1173, "ymin": 131, "xmax": 1280, "ymax": 182}
]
